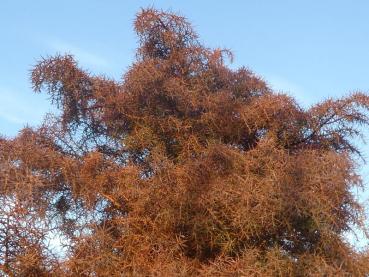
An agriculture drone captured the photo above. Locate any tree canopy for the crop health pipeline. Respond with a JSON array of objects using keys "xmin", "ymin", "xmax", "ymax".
[{"xmin": 0, "ymin": 8, "xmax": 369, "ymax": 276}]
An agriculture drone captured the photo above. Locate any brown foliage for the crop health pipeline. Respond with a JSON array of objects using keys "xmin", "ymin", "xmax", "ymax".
[{"xmin": 1, "ymin": 8, "xmax": 369, "ymax": 276}]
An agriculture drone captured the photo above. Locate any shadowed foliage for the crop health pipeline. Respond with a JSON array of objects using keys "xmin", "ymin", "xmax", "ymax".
[{"xmin": 0, "ymin": 8, "xmax": 369, "ymax": 276}]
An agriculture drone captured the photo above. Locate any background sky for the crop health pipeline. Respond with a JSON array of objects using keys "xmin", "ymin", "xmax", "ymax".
[{"xmin": 1, "ymin": 0, "xmax": 369, "ymax": 246}]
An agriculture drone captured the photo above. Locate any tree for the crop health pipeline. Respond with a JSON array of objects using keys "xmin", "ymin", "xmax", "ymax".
[{"xmin": 0, "ymin": 8, "xmax": 369, "ymax": 276}]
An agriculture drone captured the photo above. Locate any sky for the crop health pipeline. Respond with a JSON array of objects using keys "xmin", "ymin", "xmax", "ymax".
[{"xmin": 1, "ymin": 0, "xmax": 369, "ymax": 246}]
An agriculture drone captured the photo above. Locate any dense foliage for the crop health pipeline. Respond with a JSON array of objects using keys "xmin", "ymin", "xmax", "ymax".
[{"xmin": 0, "ymin": 8, "xmax": 369, "ymax": 276}]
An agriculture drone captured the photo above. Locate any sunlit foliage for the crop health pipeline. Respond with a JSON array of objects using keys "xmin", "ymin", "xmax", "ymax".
[{"xmin": 0, "ymin": 8, "xmax": 369, "ymax": 276}]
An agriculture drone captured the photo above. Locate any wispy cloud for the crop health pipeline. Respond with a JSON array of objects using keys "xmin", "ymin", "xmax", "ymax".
[
  {"xmin": 0, "ymin": 111, "xmax": 26, "ymax": 125},
  {"xmin": 265, "ymin": 75, "xmax": 312, "ymax": 108},
  {"xmin": 47, "ymin": 39, "xmax": 109, "ymax": 69},
  {"xmin": 0, "ymin": 87, "xmax": 47, "ymax": 125}
]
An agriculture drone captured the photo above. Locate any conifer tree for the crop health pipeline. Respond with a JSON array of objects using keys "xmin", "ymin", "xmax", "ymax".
[{"xmin": 0, "ymin": 8, "xmax": 369, "ymax": 276}]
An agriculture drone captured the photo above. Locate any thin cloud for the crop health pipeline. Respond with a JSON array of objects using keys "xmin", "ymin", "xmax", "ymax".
[
  {"xmin": 0, "ymin": 112, "xmax": 26, "ymax": 125},
  {"xmin": 266, "ymin": 75, "xmax": 312, "ymax": 108},
  {"xmin": 0, "ymin": 87, "xmax": 46, "ymax": 125},
  {"xmin": 48, "ymin": 39, "xmax": 109, "ymax": 69}
]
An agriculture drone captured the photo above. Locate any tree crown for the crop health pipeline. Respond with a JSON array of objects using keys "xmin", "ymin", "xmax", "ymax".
[{"xmin": 0, "ymin": 8, "xmax": 368, "ymax": 276}]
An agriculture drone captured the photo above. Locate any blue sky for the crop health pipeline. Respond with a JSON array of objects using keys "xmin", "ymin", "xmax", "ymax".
[
  {"xmin": 2, "ymin": 0, "xmax": 369, "ymax": 133},
  {"xmin": 1, "ymin": 0, "xmax": 369, "ymax": 244}
]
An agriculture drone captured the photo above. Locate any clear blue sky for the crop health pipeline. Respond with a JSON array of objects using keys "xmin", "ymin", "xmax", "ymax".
[{"xmin": 1, "ymin": 0, "xmax": 369, "ymax": 244}]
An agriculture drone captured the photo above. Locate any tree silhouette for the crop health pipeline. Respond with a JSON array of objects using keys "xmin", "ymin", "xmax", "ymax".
[{"xmin": 0, "ymin": 8, "xmax": 369, "ymax": 276}]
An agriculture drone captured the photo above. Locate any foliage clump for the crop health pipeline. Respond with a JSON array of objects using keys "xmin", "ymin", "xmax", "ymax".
[{"xmin": 0, "ymin": 8, "xmax": 369, "ymax": 276}]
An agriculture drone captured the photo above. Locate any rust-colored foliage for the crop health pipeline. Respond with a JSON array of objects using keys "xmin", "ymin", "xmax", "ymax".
[{"xmin": 1, "ymin": 8, "xmax": 369, "ymax": 276}]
